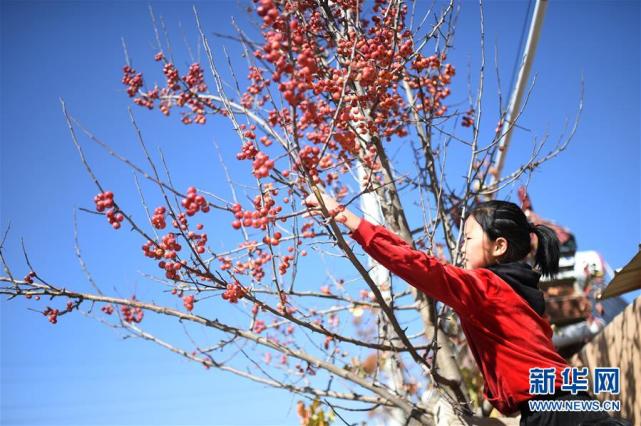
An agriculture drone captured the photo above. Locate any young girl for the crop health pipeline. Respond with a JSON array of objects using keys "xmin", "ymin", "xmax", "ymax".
[{"xmin": 303, "ymin": 192, "xmax": 627, "ymax": 425}]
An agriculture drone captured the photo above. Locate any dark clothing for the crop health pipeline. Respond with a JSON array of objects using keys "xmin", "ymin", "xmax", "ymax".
[{"xmin": 486, "ymin": 261, "xmax": 546, "ymax": 316}]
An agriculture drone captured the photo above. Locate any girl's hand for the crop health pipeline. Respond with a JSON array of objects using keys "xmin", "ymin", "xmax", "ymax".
[
  {"xmin": 302, "ymin": 191, "xmax": 342, "ymax": 220},
  {"xmin": 301, "ymin": 190, "xmax": 362, "ymax": 231}
]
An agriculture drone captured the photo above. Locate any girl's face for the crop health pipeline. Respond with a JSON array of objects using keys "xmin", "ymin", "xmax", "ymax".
[{"xmin": 462, "ymin": 215, "xmax": 507, "ymax": 270}]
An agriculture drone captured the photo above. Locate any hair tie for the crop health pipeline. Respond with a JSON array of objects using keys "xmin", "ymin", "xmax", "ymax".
[{"xmin": 528, "ymin": 222, "xmax": 537, "ymax": 233}]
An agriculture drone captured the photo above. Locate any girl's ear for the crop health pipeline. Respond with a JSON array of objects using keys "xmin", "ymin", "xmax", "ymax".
[{"xmin": 493, "ymin": 237, "xmax": 508, "ymax": 259}]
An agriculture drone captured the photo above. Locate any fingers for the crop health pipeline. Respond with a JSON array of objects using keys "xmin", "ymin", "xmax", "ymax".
[
  {"xmin": 301, "ymin": 196, "xmax": 317, "ymax": 218},
  {"xmin": 301, "ymin": 191, "xmax": 336, "ymax": 219},
  {"xmin": 302, "ymin": 198, "xmax": 316, "ymax": 209}
]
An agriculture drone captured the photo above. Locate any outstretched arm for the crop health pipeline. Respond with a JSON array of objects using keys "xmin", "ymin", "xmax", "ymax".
[{"xmin": 302, "ymin": 192, "xmax": 488, "ymax": 315}]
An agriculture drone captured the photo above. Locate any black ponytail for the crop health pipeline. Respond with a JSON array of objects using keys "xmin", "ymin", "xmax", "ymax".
[
  {"xmin": 468, "ymin": 200, "xmax": 561, "ymax": 278},
  {"xmin": 531, "ymin": 224, "xmax": 560, "ymax": 278}
]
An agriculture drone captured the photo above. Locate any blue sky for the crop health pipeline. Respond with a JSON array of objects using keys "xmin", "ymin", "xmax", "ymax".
[{"xmin": 1, "ymin": 1, "xmax": 639, "ymax": 425}]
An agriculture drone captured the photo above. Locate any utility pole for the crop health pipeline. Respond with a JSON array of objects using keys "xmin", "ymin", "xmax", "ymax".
[{"xmin": 487, "ymin": 0, "xmax": 548, "ymax": 198}]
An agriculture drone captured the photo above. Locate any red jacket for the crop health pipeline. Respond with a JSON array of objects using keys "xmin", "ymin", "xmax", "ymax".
[{"xmin": 348, "ymin": 218, "xmax": 569, "ymax": 414}]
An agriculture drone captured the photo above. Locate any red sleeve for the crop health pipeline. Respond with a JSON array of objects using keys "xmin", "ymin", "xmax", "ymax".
[{"xmin": 348, "ymin": 218, "xmax": 488, "ymax": 316}]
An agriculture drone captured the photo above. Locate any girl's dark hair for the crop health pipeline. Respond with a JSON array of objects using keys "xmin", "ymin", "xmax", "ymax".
[{"xmin": 468, "ymin": 200, "xmax": 560, "ymax": 277}]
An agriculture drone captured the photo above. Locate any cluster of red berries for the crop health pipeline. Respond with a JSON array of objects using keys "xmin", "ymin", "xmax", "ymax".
[
  {"xmin": 462, "ymin": 108, "xmax": 475, "ymax": 128},
  {"xmin": 254, "ymin": 0, "xmax": 279, "ymax": 26},
  {"xmin": 101, "ymin": 304, "xmax": 114, "ymax": 315},
  {"xmin": 187, "ymin": 229, "xmax": 207, "ymax": 255},
  {"xmin": 300, "ymin": 222, "xmax": 317, "ymax": 239},
  {"xmin": 142, "ymin": 233, "xmax": 185, "ymax": 278},
  {"xmin": 183, "ymin": 295, "xmax": 195, "ymax": 311},
  {"xmin": 94, "ymin": 191, "xmax": 114, "ymax": 211},
  {"xmin": 259, "ymin": 136, "xmax": 273, "ymax": 147},
  {"xmin": 218, "ymin": 256, "xmax": 233, "ymax": 271},
  {"xmin": 106, "ymin": 209, "xmax": 125, "ymax": 229},
  {"xmin": 133, "ymin": 85, "xmax": 159, "ymax": 109},
  {"xmin": 405, "ymin": 53, "xmax": 455, "ymax": 117},
  {"xmin": 294, "ymin": 145, "xmax": 322, "ymax": 184},
  {"xmin": 183, "ymin": 63, "xmax": 207, "ymax": 92},
  {"xmin": 126, "ymin": 57, "xmax": 214, "ymax": 126},
  {"xmin": 236, "ymin": 140, "xmax": 259, "ymax": 161},
  {"xmin": 278, "ymin": 80, "xmax": 303, "ymax": 106},
  {"xmin": 121, "ymin": 298, "xmax": 144, "ymax": 323},
  {"xmin": 163, "ymin": 63, "xmax": 181, "ymax": 91},
  {"xmin": 23, "ymin": 271, "xmax": 36, "ymax": 284},
  {"xmin": 296, "ymin": 48, "xmax": 318, "ymax": 82},
  {"xmin": 216, "ymin": 244, "xmax": 270, "ymax": 282},
  {"xmin": 151, "ymin": 206, "xmax": 167, "ymax": 229},
  {"xmin": 158, "ymin": 245, "xmax": 187, "ymax": 280},
  {"xmin": 358, "ymin": 65, "xmax": 378, "ymax": 87},
  {"xmin": 252, "ymin": 152, "xmax": 275, "ymax": 179},
  {"xmin": 181, "ymin": 187, "xmax": 209, "ymax": 216},
  {"xmin": 122, "ymin": 66, "xmax": 143, "ymax": 97},
  {"xmin": 262, "ymin": 231, "xmax": 282, "ymax": 246},
  {"xmin": 324, "ymin": 335, "xmax": 334, "ymax": 350},
  {"xmin": 230, "ymin": 195, "xmax": 280, "ymax": 231},
  {"xmin": 178, "ymin": 95, "xmax": 208, "ymax": 125},
  {"xmin": 231, "ymin": 203, "xmax": 242, "ymax": 229},
  {"xmin": 253, "ymin": 319, "xmax": 267, "ymax": 334},
  {"xmin": 411, "ymin": 54, "xmax": 442, "ymax": 72},
  {"xmin": 222, "ymin": 281, "xmax": 246, "ymax": 303},
  {"xmin": 242, "ymin": 66, "xmax": 269, "ymax": 108},
  {"xmin": 172, "ymin": 212, "xmax": 189, "ymax": 231},
  {"xmin": 243, "ymin": 127, "xmax": 258, "ymax": 144},
  {"xmin": 94, "ymin": 191, "xmax": 124, "ymax": 229},
  {"xmin": 278, "ymin": 253, "xmax": 296, "ymax": 275},
  {"xmin": 43, "ymin": 307, "xmax": 60, "ymax": 324}
]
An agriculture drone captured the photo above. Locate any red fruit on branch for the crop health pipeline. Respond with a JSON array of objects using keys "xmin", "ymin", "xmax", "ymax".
[
  {"xmin": 101, "ymin": 304, "xmax": 114, "ymax": 315},
  {"xmin": 23, "ymin": 271, "xmax": 36, "ymax": 284},
  {"xmin": 94, "ymin": 191, "xmax": 114, "ymax": 212},
  {"xmin": 183, "ymin": 295, "xmax": 195, "ymax": 311},
  {"xmin": 122, "ymin": 66, "xmax": 144, "ymax": 97},
  {"xmin": 222, "ymin": 281, "xmax": 246, "ymax": 303},
  {"xmin": 152, "ymin": 206, "xmax": 167, "ymax": 229},
  {"xmin": 253, "ymin": 319, "xmax": 266, "ymax": 334}
]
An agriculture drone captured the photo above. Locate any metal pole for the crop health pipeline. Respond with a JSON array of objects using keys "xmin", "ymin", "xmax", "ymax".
[{"xmin": 487, "ymin": 0, "xmax": 548, "ymax": 198}]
